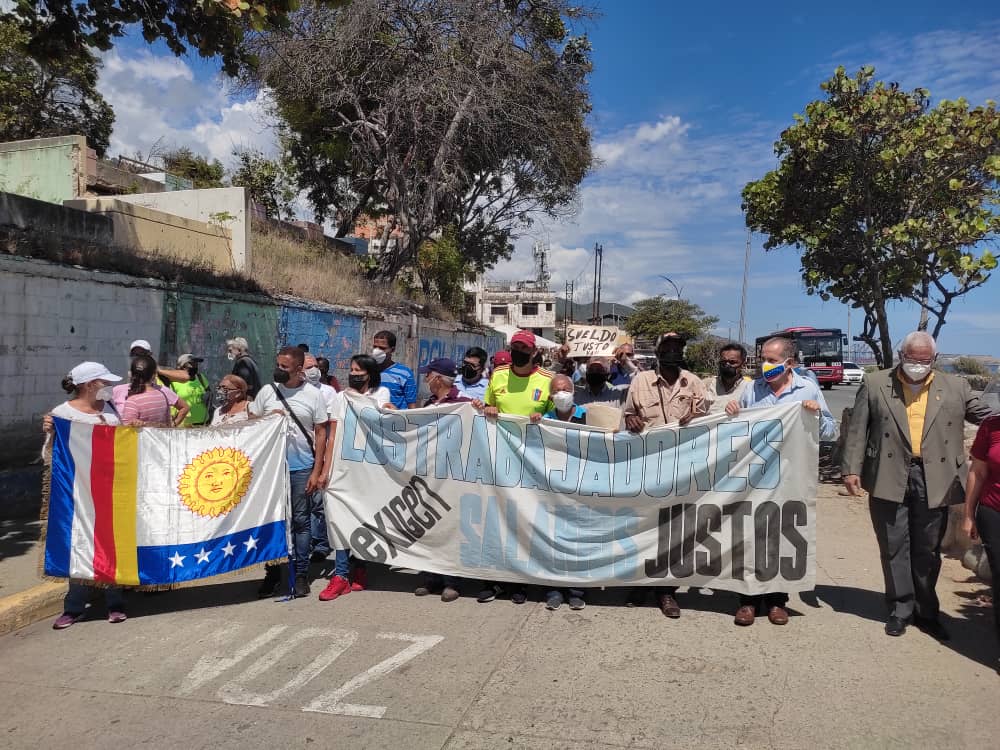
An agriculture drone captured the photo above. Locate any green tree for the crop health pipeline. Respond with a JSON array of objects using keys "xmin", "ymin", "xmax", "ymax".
[
  {"xmin": 743, "ymin": 67, "xmax": 1000, "ymax": 367},
  {"xmin": 0, "ymin": 19, "xmax": 114, "ymax": 155},
  {"xmin": 683, "ymin": 335, "xmax": 728, "ymax": 376},
  {"xmin": 3, "ymin": 1, "xmax": 303, "ymax": 76},
  {"xmin": 416, "ymin": 226, "xmax": 467, "ymax": 314},
  {"xmin": 244, "ymin": 0, "xmax": 593, "ymax": 280},
  {"xmin": 230, "ymin": 147, "xmax": 297, "ymax": 220},
  {"xmin": 162, "ymin": 147, "xmax": 225, "ymax": 189},
  {"xmin": 623, "ymin": 297, "xmax": 719, "ymax": 342}
]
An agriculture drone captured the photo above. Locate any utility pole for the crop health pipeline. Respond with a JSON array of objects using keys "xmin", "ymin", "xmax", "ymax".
[
  {"xmin": 738, "ymin": 229, "xmax": 751, "ymax": 344},
  {"xmin": 596, "ymin": 244, "xmax": 603, "ymax": 324},
  {"xmin": 591, "ymin": 242, "xmax": 603, "ymax": 323},
  {"xmin": 564, "ymin": 280, "xmax": 575, "ymax": 338}
]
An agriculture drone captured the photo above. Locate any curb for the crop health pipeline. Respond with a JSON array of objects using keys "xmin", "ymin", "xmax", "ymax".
[{"xmin": 0, "ymin": 582, "xmax": 64, "ymax": 636}]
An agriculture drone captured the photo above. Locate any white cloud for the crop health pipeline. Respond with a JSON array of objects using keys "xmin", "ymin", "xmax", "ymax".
[{"xmin": 97, "ymin": 48, "xmax": 278, "ymax": 167}]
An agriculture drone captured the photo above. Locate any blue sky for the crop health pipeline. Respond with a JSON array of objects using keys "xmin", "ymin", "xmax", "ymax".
[{"xmin": 95, "ymin": 1, "xmax": 1000, "ymax": 357}]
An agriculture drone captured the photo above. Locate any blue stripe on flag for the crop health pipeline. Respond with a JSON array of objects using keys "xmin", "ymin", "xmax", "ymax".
[
  {"xmin": 136, "ymin": 520, "xmax": 288, "ymax": 585},
  {"xmin": 45, "ymin": 417, "xmax": 76, "ymax": 577}
]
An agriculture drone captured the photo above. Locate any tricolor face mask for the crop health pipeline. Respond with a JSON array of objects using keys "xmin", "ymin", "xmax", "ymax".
[{"xmin": 761, "ymin": 359, "xmax": 789, "ymax": 382}]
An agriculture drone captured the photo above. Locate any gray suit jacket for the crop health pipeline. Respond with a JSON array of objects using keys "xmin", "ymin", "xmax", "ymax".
[{"xmin": 841, "ymin": 368, "xmax": 992, "ymax": 507}]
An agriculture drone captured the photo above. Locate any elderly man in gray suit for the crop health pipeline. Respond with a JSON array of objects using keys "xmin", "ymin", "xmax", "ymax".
[{"xmin": 842, "ymin": 331, "xmax": 992, "ymax": 639}]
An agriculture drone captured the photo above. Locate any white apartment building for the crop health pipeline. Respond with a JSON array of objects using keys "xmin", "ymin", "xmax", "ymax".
[{"xmin": 464, "ymin": 276, "xmax": 557, "ymax": 341}]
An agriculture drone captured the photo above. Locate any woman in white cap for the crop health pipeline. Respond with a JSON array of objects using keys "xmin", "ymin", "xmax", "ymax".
[{"xmin": 42, "ymin": 362, "xmax": 129, "ymax": 628}]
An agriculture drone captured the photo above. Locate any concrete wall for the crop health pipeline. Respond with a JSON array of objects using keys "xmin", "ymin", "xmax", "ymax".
[
  {"xmin": 0, "ymin": 192, "xmax": 112, "ymax": 245},
  {"xmin": 0, "ymin": 136, "xmax": 87, "ymax": 204},
  {"xmin": 64, "ymin": 197, "xmax": 234, "ymax": 273},
  {"xmin": 0, "ymin": 253, "xmax": 500, "ymax": 482},
  {"xmin": 115, "ymin": 188, "xmax": 251, "ymax": 271}
]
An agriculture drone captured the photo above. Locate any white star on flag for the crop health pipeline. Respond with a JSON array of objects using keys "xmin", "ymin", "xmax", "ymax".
[
  {"xmin": 221, "ymin": 541, "xmax": 236, "ymax": 557},
  {"xmin": 243, "ymin": 535, "xmax": 258, "ymax": 552},
  {"xmin": 195, "ymin": 548, "xmax": 210, "ymax": 564},
  {"xmin": 168, "ymin": 552, "xmax": 185, "ymax": 568}
]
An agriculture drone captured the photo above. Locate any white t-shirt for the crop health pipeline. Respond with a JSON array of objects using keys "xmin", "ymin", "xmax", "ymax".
[
  {"xmin": 51, "ymin": 401, "xmax": 121, "ymax": 425},
  {"xmin": 210, "ymin": 402, "xmax": 252, "ymax": 426},
  {"xmin": 329, "ymin": 387, "xmax": 390, "ymax": 422},
  {"xmin": 250, "ymin": 383, "xmax": 328, "ymax": 472}
]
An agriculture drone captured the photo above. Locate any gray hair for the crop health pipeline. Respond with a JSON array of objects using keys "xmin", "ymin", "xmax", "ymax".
[
  {"xmin": 437, "ymin": 373, "xmax": 455, "ymax": 385},
  {"xmin": 899, "ymin": 331, "xmax": 937, "ymax": 355},
  {"xmin": 763, "ymin": 336, "xmax": 797, "ymax": 361},
  {"xmin": 226, "ymin": 337, "xmax": 250, "ymax": 355}
]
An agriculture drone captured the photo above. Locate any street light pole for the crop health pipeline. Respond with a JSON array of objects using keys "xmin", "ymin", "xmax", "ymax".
[{"xmin": 658, "ymin": 274, "xmax": 683, "ymax": 300}]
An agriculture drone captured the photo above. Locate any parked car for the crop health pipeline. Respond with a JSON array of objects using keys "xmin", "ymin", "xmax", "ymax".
[{"xmin": 840, "ymin": 362, "xmax": 864, "ymax": 385}]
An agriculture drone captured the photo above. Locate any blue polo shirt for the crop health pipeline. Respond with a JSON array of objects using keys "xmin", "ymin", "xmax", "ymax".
[
  {"xmin": 380, "ymin": 361, "xmax": 417, "ymax": 408},
  {"xmin": 455, "ymin": 377, "xmax": 488, "ymax": 401},
  {"xmin": 739, "ymin": 371, "xmax": 837, "ymax": 441},
  {"xmin": 544, "ymin": 404, "xmax": 588, "ymax": 424}
]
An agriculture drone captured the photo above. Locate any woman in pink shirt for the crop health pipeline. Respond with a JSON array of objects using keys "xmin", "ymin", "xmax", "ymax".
[
  {"xmin": 964, "ymin": 414, "xmax": 1000, "ymax": 661},
  {"xmin": 122, "ymin": 354, "xmax": 189, "ymax": 427}
]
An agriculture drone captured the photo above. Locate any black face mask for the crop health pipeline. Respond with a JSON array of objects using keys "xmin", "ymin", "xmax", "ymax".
[
  {"xmin": 658, "ymin": 359, "xmax": 681, "ymax": 374},
  {"xmin": 586, "ymin": 370, "xmax": 607, "ymax": 389},
  {"xmin": 461, "ymin": 364, "xmax": 480, "ymax": 381},
  {"xmin": 510, "ymin": 350, "xmax": 532, "ymax": 368},
  {"xmin": 718, "ymin": 362, "xmax": 740, "ymax": 378},
  {"xmin": 273, "ymin": 368, "xmax": 291, "ymax": 384},
  {"xmin": 348, "ymin": 374, "xmax": 368, "ymax": 391}
]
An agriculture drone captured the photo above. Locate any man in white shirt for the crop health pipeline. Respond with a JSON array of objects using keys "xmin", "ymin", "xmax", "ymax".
[
  {"xmin": 702, "ymin": 342, "xmax": 752, "ymax": 414},
  {"xmin": 304, "ymin": 354, "xmax": 339, "ymax": 562},
  {"xmin": 251, "ymin": 346, "xmax": 329, "ymax": 598}
]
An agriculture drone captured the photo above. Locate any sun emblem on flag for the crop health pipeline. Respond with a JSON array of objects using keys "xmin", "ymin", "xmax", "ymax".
[{"xmin": 177, "ymin": 447, "xmax": 253, "ymax": 518}]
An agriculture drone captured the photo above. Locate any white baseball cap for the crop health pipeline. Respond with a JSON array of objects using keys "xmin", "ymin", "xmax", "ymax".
[
  {"xmin": 70, "ymin": 362, "xmax": 122, "ymax": 385},
  {"xmin": 129, "ymin": 339, "xmax": 152, "ymax": 353}
]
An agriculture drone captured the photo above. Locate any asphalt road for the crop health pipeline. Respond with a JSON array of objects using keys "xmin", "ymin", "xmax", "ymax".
[
  {"xmin": 819, "ymin": 381, "xmax": 861, "ymax": 424},
  {"xmin": 1, "ymin": 480, "xmax": 997, "ymax": 750}
]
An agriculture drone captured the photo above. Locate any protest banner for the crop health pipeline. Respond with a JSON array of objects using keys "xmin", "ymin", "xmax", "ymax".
[
  {"xmin": 565, "ymin": 325, "xmax": 631, "ymax": 358},
  {"xmin": 326, "ymin": 398, "xmax": 817, "ymax": 594},
  {"xmin": 44, "ymin": 415, "xmax": 289, "ymax": 586}
]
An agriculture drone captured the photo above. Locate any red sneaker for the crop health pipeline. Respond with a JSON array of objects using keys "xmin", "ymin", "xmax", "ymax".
[
  {"xmin": 318, "ymin": 575, "xmax": 351, "ymax": 601},
  {"xmin": 350, "ymin": 567, "xmax": 368, "ymax": 592}
]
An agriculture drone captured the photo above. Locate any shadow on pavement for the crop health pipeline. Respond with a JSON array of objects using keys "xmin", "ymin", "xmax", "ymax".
[
  {"xmin": 0, "ymin": 519, "xmax": 41, "ymax": 562},
  {"xmin": 816, "ymin": 582, "xmax": 998, "ymax": 671}
]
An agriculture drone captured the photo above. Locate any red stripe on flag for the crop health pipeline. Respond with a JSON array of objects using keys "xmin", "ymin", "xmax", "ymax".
[{"xmin": 91, "ymin": 425, "xmax": 118, "ymax": 582}]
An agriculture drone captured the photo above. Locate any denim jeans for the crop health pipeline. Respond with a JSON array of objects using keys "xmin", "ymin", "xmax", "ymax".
[
  {"xmin": 289, "ymin": 468, "xmax": 314, "ymax": 578},
  {"xmin": 64, "ymin": 583, "xmax": 125, "ymax": 615},
  {"xmin": 311, "ymin": 488, "xmax": 331, "ymax": 556},
  {"xmin": 975, "ymin": 503, "xmax": 1000, "ymax": 637}
]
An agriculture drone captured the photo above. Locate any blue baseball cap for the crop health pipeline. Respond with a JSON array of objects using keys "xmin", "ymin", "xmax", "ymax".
[{"xmin": 419, "ymin": 358, "xmax": 457, "ymax": 376}]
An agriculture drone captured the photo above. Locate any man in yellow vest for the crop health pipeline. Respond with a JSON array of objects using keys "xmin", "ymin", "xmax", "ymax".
[{"xmin": 171, "ymin": 354, "xmax": 211, "ymax": 426}]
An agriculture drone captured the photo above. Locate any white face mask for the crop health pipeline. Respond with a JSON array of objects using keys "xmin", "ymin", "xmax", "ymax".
[
  {"xmin": 95, "ymin": 385, "xmax": 114, "ymax": 402},
  {"xmin": 304, "ymin": 367, "xmax": 321, "ymax": 385},
  {"xmin": 227, "ymin": 351, "xmax": 237, "ymax": 361},
  {"xmin": 552, "ymin": 390, "xmax": 575, "ymax": 412},
  {"xmin": 371, "ymin": 347, "xmax": 387, "ymax": 364},
  {"xmin": 902, "ymin": 361, "xmax": 932, "ymax": 381}
]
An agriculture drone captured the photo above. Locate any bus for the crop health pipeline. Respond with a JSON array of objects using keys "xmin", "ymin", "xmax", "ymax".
[{"xmin": 755, "ymin": 327, "xmax": 848, "ymax": 389}]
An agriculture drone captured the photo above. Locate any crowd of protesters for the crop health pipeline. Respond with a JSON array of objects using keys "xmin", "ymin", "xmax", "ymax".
[{"xmin": 41, "ymin": 328, "xmax": 997, "ymax": 666}]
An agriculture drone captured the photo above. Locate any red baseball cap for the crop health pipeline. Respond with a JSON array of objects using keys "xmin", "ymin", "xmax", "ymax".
[
  {"xmin": 493, "ymin": 351, "xmax": 512, "ymax": 366},
  {"xmin": 510, "ymin": 330, "xmax": 536, "ymax": 348}
]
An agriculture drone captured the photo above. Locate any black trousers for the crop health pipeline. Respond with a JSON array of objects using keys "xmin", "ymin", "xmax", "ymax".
[
  {"xmin": 869, "ymin": 461, "xmax": 948, "ymax": 621},
  {"xmin": 975, "ymin": 503, "xmax": 1000, "ymax": 637}
]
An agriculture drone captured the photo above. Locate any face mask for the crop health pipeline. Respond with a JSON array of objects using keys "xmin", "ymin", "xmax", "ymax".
[
  {"xmin": 902, "ymin": 362, "xmax": 932, "ymax": 381},
  {"xmin": 658, "ymin": 352, "xmax": 683, "ymax": 367},
  {"xmin": 213, "ymin": 389, "xmax": 230, "ymax": 408},
  {"xmin": 95, "ymin": 385, "xmax": 114, "ymax": 402},
  {"xmin": 186, "ymin": 365, "xmax": 198, "ymax": 376},
  {"xmin": 371, "ymin": 348, "xmax": 387, "ymax": 364},
  {"xmin": 719, "ymin": 362, "xmax": 740, "ymax": 378},
  {"xmin": 586, "ymin": 370, "xmax": 607, "ymax": 388},
  {"xmin": 762, "ymin": 361, "xmax": 787, "ymax": 382},
  {"xmin": 461, "ymin": 364, "xmax": 480, "ymax": 381},
  {"xmin": 273, "ymin": 368, "xmax": 291, "ymax": 385},
  {"xmin": 304, "ymin": 367, "xmax": 321, "ymax": 385},
  {"xmin": 348, "ymin": 374, "xmax": 368, "ymax": 391},
  {"xmin": 510, "ymin": 349, "xmax": 532, "ymax": 368},
  {"xmin": 622, "ymin": 356, "xmax": 638, "ymax": 373},
  {"xmin": 552, "ymin": 391, "xmax": 575, "ymax": 412},
  {"xmin": 657, "ymin": 359, "xmax": 680, "ymax": 374},
  {"xmin": 227, "ymin": 352, "xmax": 237, "ymax": 361}
]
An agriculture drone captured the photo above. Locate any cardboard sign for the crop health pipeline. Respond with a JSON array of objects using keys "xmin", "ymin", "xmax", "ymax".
[{"xmin": 565, "ymin": 325, "xmax": 632, "ymax": 358}]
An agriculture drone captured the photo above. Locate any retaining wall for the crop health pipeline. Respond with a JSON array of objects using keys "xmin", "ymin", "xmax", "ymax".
[{"xmin": 0, "ymin": 253, "xmax": 499, "ymax": 481}]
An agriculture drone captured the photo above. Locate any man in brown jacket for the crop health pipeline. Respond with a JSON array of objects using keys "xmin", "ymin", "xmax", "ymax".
[{"xmin": 841, "ymin": 331, "xmax": 992, "ymax": 639}]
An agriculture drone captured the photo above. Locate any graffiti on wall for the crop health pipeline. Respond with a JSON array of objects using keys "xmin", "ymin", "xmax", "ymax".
[
  {"xmin": 418, "ymin": 332, "xmax": 506, "ymax": 368},
  {"xmin": 278, "ymin": 306, "xmax": 364, "ymax": 374},
  {"xmin": 165, "ymin": 293, "xmax": 281, "ymax": 384}
]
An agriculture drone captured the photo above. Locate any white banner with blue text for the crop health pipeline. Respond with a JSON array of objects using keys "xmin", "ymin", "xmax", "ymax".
[{"xmin": 325, "ymin": 397, "xmax": 817, "ymax": 594}]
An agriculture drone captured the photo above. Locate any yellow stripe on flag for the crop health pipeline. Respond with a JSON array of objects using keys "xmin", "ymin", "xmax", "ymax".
[{"xmin": 112, "ymin": 427, "xmax": 140, "ymax": 585}]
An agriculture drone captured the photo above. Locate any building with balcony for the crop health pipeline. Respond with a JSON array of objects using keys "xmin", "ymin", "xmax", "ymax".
[{"xmin": 464, "ymin": 276, "xmax": 557, "ymax": 341}]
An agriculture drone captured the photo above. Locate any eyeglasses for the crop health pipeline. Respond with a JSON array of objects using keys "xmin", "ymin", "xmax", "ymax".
[
  {"xmin": 901, "ymin": 355, "xmax": 935, "ymax": 366},
  {"xmin": 462, "ymin": 361, "xmax": 481, "ymax": 369}
]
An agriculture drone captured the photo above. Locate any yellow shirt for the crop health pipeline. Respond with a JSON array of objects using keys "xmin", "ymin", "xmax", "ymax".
[{"xmin": 897, "ymin": 370, "xmax": 935, "ymax": 458}]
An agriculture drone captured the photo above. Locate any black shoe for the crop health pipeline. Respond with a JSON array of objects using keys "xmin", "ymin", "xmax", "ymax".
[
  {"xmin": 885, "ymin": 616, "xmax": 907, "ymax": 637},
  {"xmin": 294, "ymin": 574, "xmax": 310, "ymax": 598},
  {"xmin": 257, "ymin": 566, "xmax": 282, "ymax": 598},
  {"xmin": 476, "ymin": 584, "xmax": 503, "ymax": 603},
  {"xmin": 914, "ymin": 617, "xmax": 950, "ymax": 642},
  {"xmin": 626, "ymin": 588, "xmax": 646, "ymax": 607},
  {"xmin": 511, "ymin": 587, "xmax": 528, "ymax": 605},
  {"xmin": 310, "ymin": 551, "xmax": 329, "ymax": 563}
]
